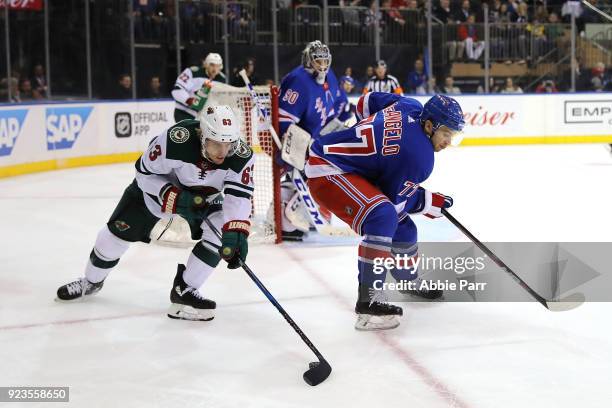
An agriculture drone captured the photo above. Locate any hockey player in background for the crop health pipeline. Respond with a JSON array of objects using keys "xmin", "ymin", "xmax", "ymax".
[
  {"xmin": 305, "ymin": 93, "xmax": 465, "ymax": 330},
  {"xmin": 277, "ymin": 40, "xmax": 353, "ymax": 240},
  {"xmin": 172, "ymin": 53, "xmax": 226, "ymax": 122},
  {"xmin": 57, "ymin": 106, "xmax": 255, "ymax": 322}
]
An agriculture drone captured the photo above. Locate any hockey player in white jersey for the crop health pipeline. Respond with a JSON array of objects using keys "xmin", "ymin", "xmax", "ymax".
[
  {"xmin": 56, "ymin": 106, "xmax": 254, "ymax": 322},
  {"xmin": 172, "ymin": 53, "xmax": 227, "ymax": 122}
]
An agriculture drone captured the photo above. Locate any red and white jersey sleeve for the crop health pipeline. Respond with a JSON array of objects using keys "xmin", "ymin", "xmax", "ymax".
[{"xmin": 222, "ymin": 154, "xmax": 256, "ymax": 226}]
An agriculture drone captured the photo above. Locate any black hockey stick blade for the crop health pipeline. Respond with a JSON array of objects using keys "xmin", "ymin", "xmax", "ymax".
[
  {"xmin": 545, "ymin": 292, "xmax": 586, "ymax": 312},
  {"xmin": 303, "ymin": 359, "xmax": 332, "ymax": 386}
]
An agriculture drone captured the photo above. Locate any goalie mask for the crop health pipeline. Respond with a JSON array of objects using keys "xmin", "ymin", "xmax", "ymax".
[
  {"xmin": 199, "ymin": 105, "xmax": 240, "ymax": 161},
  {"xmin": 302, "ymin": 41, "xmax": 332, "ymax": 85}
]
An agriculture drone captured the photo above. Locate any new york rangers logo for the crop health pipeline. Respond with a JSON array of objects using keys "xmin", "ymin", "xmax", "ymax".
[{"xmin": 315, "ymin": 97, "xmax": 328, "ymax": 127}]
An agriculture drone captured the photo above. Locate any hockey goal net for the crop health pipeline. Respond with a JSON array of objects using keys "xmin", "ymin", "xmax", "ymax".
[{"xmin": 151, "ymin": 84, "xmax": 282, "ymax": 245}]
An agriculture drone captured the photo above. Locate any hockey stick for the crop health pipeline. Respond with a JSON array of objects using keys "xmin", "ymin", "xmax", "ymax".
[
  {"xmin": 238, "ymin": 69, "xmax": 355, "ymax": 238},
  {"xmin": 442, "ymin": 209, "xmax": 585, "ymax": 312},
  {"xmin": 203, "ymin": 217, "xmax": 332, "ymax": 386}
]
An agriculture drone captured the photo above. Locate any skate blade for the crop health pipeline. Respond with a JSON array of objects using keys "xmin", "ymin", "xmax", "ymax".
[
  {"xmin": 54, "ymin": 291, "xmax": 101, "ymax": 303},
  {"xmin": 167, "ymin": 303, "xmax": 215, "ymax": 321},
  {"xmin": 354, "ymin": 314, "xmax": 400, "ymax": 331}
]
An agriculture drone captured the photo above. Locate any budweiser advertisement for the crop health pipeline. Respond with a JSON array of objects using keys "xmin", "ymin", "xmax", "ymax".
[{"xmin": 0, "ymin": 0, "xmax": 43, "ymax": 11}]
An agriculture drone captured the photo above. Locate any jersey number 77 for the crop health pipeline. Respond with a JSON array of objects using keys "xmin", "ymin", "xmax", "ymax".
[{"xmin": 322, "ymin": 116, "xmax": 377, "ymax": 156}]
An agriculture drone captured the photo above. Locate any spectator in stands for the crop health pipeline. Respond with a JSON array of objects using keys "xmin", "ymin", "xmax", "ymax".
[
  {"xmin": 18, "ymin": 79, "xmax": 41, "ymax": 101},
  {"xmin": 454, "ymin": 0, "xmax": 471, "ymax": 23},
  {"xmin": 113, "ymin": 74, "xmax": 133, "ymax": 99},
  {"xmin": 406, "ymin": 58, "xmax": 427, "ymax": 94},
  {"xmin": 488, "ymin": 0, "xmax": 502, "ymax": 22},
  {"xmin": 527, "ymin": 17, "xmax": 548, "ymax": 62},
  {"xmin": 231, "ymin": 58, "xmax": 260, "ymax": 86},
  {"xmin": 1, "ymin": 78, "xmax": 21, "ymax": 103},
  {"xmin": 435, "ymin": 0, "xmax": 453, "ymax": 23},
  {"xmin": 30, "ymin": 64, "xmax": 48, "ymax": 99},
  {"xmin": 590, "ymin": 62, "xmax": 609, "ymax": 92},
  {"xmin": 383, "ymin": 0, "xmax": 406, "ymax": 26},
  {"xmin": 146, "ymin": 76, "xmax": 163, "ymax": 98},
  {"xmin": 443, "ymin": 75, "xmax": 462, "ymax": 94},
  {"xmin": 363, "ymin": 60, "xmax": 403, "ymax": 94},
  {"xmin": 360, "ymin": 65, "xmax": 374, "ymax": 92},
  {"xmin": 477, "ymin": 77, "xmax": 501, "ymax": 93},
  {"xmin": 426, "ymin": 76, "xmax": 441, "ymax": 94},
  {"xmin": 458, "ymin": 14, "xmax": 485, "ymax": 60},
  {"xmin": 392, "ymin": 0, "xmax": 409, "ymax": 8},
  {"xmin": 404, "ymin": 0, "xmax": 418, "ymax": 11},
  {"xmin": 340, "ymin": 75, "xmax": 357, "ymax": 95},
  {"xmin": 560, "ymin": 56, "xmax": 589, "ymax": 91},
  {"xmin": 363, "ymin": 0, "xmax": 385, "ymax": 43},
  {"xmin": 535, "ymin": 79, "xmax": 559, "ymax": 93},
  {"xmin": 501, "ymin": 77, "xmax": 523, "ymax": 93}
]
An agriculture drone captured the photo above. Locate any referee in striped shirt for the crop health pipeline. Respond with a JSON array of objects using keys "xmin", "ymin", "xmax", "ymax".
[{"xmin": 362, "ymin": 60, "xmax": 404, "ymax": 95}]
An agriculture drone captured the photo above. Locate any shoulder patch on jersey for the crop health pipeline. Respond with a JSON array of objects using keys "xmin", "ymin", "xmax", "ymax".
[
  {"xmin": 234, "ymin": 140, "xmax": 253, "ymax": 159},
  {"xmin": 217, "ymin": 141, "xmax": 253, "ymax": 172},
  {"xmin": 166, "ymin": 120, "xmax": 202, "ymax": 164},
  {"xmin": 169, "ymin": 127, "xmax": 190, "ymax": 144},
  {"xmin": 190, "ymin": 66, "xmax": 199, "ymax": 72}
]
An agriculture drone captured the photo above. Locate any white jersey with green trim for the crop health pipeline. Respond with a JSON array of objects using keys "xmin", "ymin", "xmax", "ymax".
[
  {"xmin": 171, "ymin": 66, "xmax": 226, "ymax": 117},
  {"xmin": 134, "ymin": 119, "xmax": 255, "ymax": 225}
]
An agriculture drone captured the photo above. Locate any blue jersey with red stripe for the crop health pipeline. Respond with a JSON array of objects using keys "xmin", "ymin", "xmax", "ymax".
[
  {"xmin": 306, "ymin": 93, "xmax": 432, "ymax": 213},
  {"xmin": 278, "ymin": 66, "xmax": 351, "ymax": 139}
]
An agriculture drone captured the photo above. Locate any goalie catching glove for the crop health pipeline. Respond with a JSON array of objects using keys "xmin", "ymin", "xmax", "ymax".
[
  {"xmin": 161, "ymin": 185, "xmax": 208, "ymax": 222},
  {"xmin": 410, "ymin": 188, "xmax": 453, "ymax": 219},
  {"xmin": 219, "ymin": 221, "xmax": 250, "ymax": 269}
]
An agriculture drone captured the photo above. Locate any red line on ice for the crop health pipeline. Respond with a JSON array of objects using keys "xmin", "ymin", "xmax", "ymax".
[{"xmin": 285, "ymin": 248, "xmax": 472, "ymax": 408}]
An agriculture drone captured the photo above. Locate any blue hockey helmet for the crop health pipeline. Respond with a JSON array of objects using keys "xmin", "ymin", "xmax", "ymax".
[{"xmin": 420, "ymin": 94, "xmax": 465, "ymax": 133}]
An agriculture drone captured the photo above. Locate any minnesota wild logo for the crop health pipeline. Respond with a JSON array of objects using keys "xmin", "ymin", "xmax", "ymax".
[
  {"xmin": 114, "ymin": 220, "xmax": 130, "ymax": 231},
  {"xmin": 169, "ymin": 127, "xmax": 190, "ymax": 143}
]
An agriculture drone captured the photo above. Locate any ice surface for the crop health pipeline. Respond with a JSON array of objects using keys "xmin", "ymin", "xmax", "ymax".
[{"xmin": 1, "ymin": 144, "xmax": 611, "ymax": 407}]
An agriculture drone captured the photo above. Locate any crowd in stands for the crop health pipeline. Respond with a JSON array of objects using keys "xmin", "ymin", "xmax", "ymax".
[
  {"xmin": 0, "ymin": 64, "xmax": 48, "ymax": 103},
  {"xmin": 1, "ymin": 0, "xmax": 610, "ymax": 102}
]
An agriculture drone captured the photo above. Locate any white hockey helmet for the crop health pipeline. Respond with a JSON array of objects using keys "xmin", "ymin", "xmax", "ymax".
[
  {"xmin": 302, "ymin": 40, "xmax": 331, "ymax": 85},
  {"xmin": 204, "ymin": 52, "xmax": 223, "ymax": 69},
  {"xmin": 199, "ymin": 105, "xmax": 240, "ymax": 159}
]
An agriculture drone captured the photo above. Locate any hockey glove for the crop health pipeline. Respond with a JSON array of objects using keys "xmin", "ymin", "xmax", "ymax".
[
  {"xmin": 411, "ymin": 188, "xmax": 453, "ymax": 219},
  {"xmin": 219, "ymin": 221, "xmax": 250, "ymax": 269},
  {"xmin": 161, "ymin": 186, "xmax": 208, "ymax": 222}
]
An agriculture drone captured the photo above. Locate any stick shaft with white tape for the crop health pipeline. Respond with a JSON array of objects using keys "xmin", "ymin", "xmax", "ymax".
[{"xmin": 238, "ymin": 69, "xmax": 283, "ymax": 149}]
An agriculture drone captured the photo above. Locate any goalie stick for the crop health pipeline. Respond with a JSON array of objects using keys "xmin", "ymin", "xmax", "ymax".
[
  {"xmin": 442, "ymin": 208, "xmax": 585, "ymax": 312},
  {"xmin": 203, "ymin": 217, "xmax": 332, "ymax": 386},
  {"xmin": 238, "ymin": 69, "xmax": 355, "ymax": 238}
]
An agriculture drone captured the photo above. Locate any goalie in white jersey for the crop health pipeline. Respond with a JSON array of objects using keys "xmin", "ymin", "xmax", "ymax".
[{"xmin": 56, "ymin": 106, "xmax": 255, "ymax": 322}]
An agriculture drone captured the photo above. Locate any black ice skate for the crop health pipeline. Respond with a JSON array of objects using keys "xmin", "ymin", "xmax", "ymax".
[
  {"xmin": 167, "ymin": 264, "xmax": 216, "ymax": 321},
  {"xmin": 354, "ymin": 285, "xmax": 403, "ymax": 331},
  {"xmin": 56, "ymin": 278, "xmax": 104, "ymax": 301},
  {"xmin": 398, "ymin": 277, "xmax": 444, "ymax": 300},
  {"xmin": 282, "ymin": 230, "xmax": 305, "ymax": 242}
]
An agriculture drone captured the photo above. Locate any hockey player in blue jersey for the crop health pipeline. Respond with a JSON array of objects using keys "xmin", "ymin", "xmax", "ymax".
[
  {"xmin": 304, "ymin": 93, "xmax": 465, "ymax": 330},
  {"xmin": 277, "ymin": 40, "xmax": 354, "ymax": 240},
  {"xmin": 278, "ymin": 41, "xmax": 352, "ymax": 139}
]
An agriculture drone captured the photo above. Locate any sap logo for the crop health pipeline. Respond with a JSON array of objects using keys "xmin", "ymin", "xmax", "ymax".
[
  {"xmin": 564, "ymin": 100, "xmax": 612, "ymax": 124},
  {"xmin": 46, "ymin": 106, "xmax": 93, "ymax": 150},
  {"xmin": 0, "ymin": 109, "xmax": 28, "ymax": 157}
]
